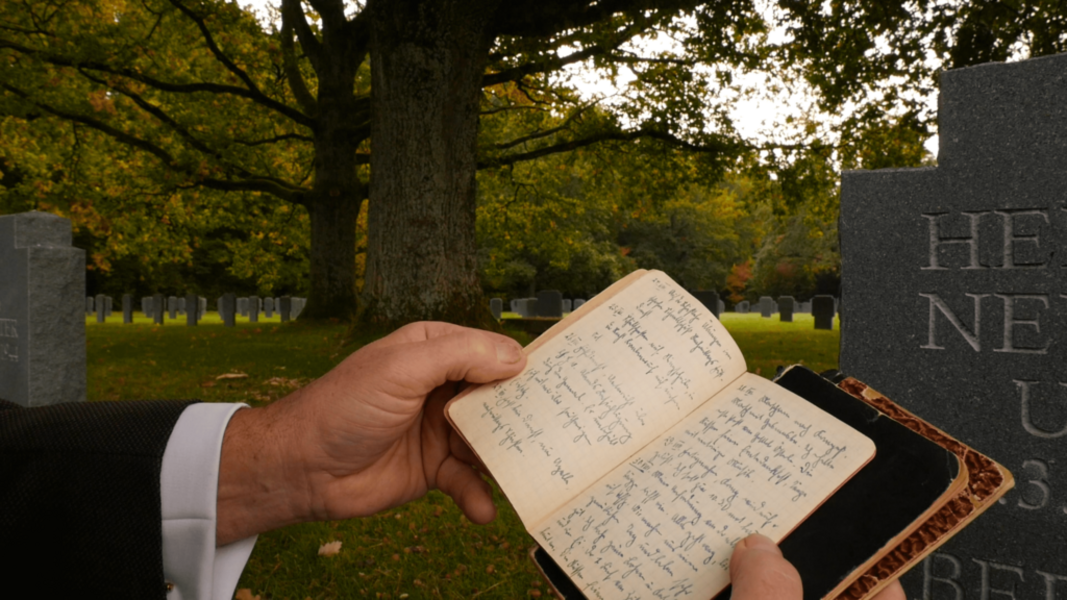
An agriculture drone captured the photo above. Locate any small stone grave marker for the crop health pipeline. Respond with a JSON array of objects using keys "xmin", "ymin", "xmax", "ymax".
[
  {"xmin": 812, "ymin": 295, "xmax": 835, "ymax": 330},
  {"xmin": 537, "ymin": 290, "xmax": 563, "ymax": 318},
  {"xmin": 692, "ymin": 291, "xmax": 720, "ymax": 318},
  {"xmin": 778, "ymin": 296, "xmax": 795, "ymax": 322},
  {"xmin": 0, "ymin": 212, "xmax": 86, "ymax": 406}
]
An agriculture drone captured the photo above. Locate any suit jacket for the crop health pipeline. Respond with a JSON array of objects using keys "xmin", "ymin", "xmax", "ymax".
[{"xmin": 0, "ymin": 398, "xmax": 196, "ymax": 598}]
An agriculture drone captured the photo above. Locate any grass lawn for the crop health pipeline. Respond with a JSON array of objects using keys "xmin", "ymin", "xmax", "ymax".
[{"xmin": 85, "ymin": 311, "xmax": 839, "ymax": 599}]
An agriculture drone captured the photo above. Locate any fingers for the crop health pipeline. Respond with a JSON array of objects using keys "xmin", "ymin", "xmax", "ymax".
[
  {"xmin": 730, "ymin": 534, "xmax": 803, "ymax": 600},
  {"xmin": 434, "ymin": 454, "xmax": 497, "ymax": 524},
  {"xmin": 391, "ymin": 323, "xmax": 527, "ymax": 388}
]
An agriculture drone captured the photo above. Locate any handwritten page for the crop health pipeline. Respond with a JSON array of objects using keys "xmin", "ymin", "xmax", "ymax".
[
  {"xmin": 533, "ymin": 373, "xmax": 876, "ymax": 600},
  {"xmin": 448, "ymin": 271, "xmax": 748, "ymax": 526}
]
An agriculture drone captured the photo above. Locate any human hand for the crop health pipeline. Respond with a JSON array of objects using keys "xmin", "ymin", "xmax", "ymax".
[
  {"xmin": 215, "ymin": 322, "xmax": 526, "ymax": 545},
  {"xmin": 730, "ymin": 534, "xmax": 906, "ymax": 600}
]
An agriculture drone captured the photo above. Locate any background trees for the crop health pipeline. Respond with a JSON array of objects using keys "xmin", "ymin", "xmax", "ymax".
[{"xmin": 4, "ymin": 1, "xmax": 1066, "ymax": 323}]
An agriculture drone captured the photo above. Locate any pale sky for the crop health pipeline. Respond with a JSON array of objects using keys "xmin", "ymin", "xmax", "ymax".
[{"xmin": 238, "ymin": 0, "xmax": 940, "ymax": 160}]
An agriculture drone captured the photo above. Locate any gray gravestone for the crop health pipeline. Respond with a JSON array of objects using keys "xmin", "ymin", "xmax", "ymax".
[
  {"xmin": 279, "ymin": 296, "xmax": 291, "ymax": 323},
  {"xmin": 152, "ymin": 293, "xmax": 164, "ymax": 325},
  {"xmin": 735, "ymin": 300, "xmax": 750, "ymax": 313},
  {"xmin": 85, "ymin": 296, "xmax": 93, "ymax": 314},
  {"xmin": 510, "ymin": 299, "xmax": 521, "ymax": 313},
  {"xmin": 95, "ymin": 293, "xmax": 106, "ymax": 323},
  {"xmin": 141, "ymin": 297, "xmax": 150, "ymax": 317},
  {"xmin": 490, "ymin": 298, "xmax": 503, "ymax": 320},
  {"xmin": 199, "ymin": 297, "xmax": 207, "ymax": 319},
  {"xmin": 167, "ymin": 295, "xmax": 178, "ymax": 320},
  {"xmin": 122, "ymin": 294, "xmax": 133, "ymax": 324},
  {"xmin": 264, "ymin": 297, "xmax": 274, "ymax": 319},
  {"xmin": 105, "ymin": 296, "xmax": 112, "ymax": 317},
  {"xmin": 0, "ymin": 212, "xmax": 86, "ymax": 407},
  {"xmin": 185, "ymin": 294, "xmax": 198, "ymax": 326},
  {"xmin": 692, "ymin": 291, "xmax": 720, "ymax": 318},
  {"xmin": 237, "ymin": 297, "xmax": 248, "ymax": 317},
  {"xmin": 778, "ymin": 296, "xmax": 795, "ymax": 322},
  {"xmin": 839, "ymin": 53, "xmax": 1067, "ymax": 597},
  {"xmin": 574, "ymin": 299, "xmax": 586, "ymax": 310},
  {"xmin": 219, "ymin": 293, "xmax": 236, "ymax": 327},
  {"xmin": 293, "ymin": 298, "xmax": 306, "ymax": 318},
  {"xmin": 537, "ymin": 290, "xmax": 563, "ymax": 318},
  {"xmin": 797, "ymin": 301, "xmax": 811, "ymax": 314},
  {"xmin": 177, "ymin": 297, "xmax": 186, "ymax": 316},
  {"xmin": 562, "ymin": 299, "xmax": 572, "ymax": 313},
  {"xmin": 249, "ymin": 295, "xmax": 260, "ymax": 323},
  {"xmin": 812, "ymin": 295, "xmax": 835, "ymax": 330},
  {"xmin": 758, "ymin": 296, "xmax": 775, "ymax": 318}
]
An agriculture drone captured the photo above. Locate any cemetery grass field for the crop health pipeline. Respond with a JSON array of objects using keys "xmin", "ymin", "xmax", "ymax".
[{"xmin": 85, "ymin": 312, "xmax": 840, "ymax": 600}]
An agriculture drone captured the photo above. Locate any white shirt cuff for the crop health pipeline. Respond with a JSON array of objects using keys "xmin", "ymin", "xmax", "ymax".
[{"xmin": 160, "ymin": 403, "xmax": 258, "ymax": 600}]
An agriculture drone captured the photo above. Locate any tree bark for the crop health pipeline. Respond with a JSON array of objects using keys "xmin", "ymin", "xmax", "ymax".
[
  {"xmin": 300, "ymin": 21, "xmax": 363, "ymax": 320},
  {"xmin": 361, "ymin": 0, "xmax": 500, "ymax": 329}
]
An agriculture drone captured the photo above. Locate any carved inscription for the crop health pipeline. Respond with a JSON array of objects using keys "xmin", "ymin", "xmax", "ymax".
[
  {"xmin": 922, "ymin": 209, "xmax": 1053, "ymax": 271},
  {"xmin": 0, "ymin": 318, "xmax": 17, "ymax": 363},
  {"xmin": 921, "ymin": 552, "xmax": 1067, "ymax": 600},
  {"xmin": 919, "ymin": 293, "xmax": 1053, "ymax": 354}
]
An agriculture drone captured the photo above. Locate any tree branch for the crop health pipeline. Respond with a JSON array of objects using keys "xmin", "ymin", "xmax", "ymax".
[
  {"xmin": 0, "ymin": 38, "xmax": 315, "ymax": 128},
  {"xmin": 235, "ymin": 132, "xmax": 316, "ymax": 146},
  {"xmin": 479, "ymin": 128, "xmax": 736, "ymax": 169},
  {"xmin": 1, "ymin": 82, "xmax": 305, "ymax": 202},
  {"xmin": 280, "ymin": 8, "xmax": 319, "ymax": 116},
  {"xmin": 491, "ymin": 99, "xmax": 600, "ymax": 151},
  {"xmin": 281, "ymin": 0, "xmax": 323, "ymax": 73}
]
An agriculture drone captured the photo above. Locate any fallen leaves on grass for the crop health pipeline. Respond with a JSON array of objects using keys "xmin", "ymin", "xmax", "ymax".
[
  {"xmin": 216, "ymin": 373, "xmax": 249, "ymax": 380},
  {"xmin": 234, "ymin": 590, "xmax": 261, "ymax": 600},
  {"xmin": 318, "ymin": 540, "xmax": 343, "ymax": 556},
  {"xmin": 265, "ymin": 376, "xmax": 303, "ymax": 389}
]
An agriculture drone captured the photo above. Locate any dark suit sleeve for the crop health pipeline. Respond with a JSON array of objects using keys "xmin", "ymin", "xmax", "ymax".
[{"xmin": 0, "ymin": 399, "xmax": 197, "ymax": 598}]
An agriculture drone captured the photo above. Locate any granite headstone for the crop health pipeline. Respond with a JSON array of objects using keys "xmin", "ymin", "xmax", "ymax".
[
  {"xmin": 490, "ymin": 298, "xmax": 503, "ymax": 320},
  {"xmin": 537, "ymin": 290, "xmax": 563, "ymax": 318},
  {"xmin": 0, "ymin": 212, "xmax": 86, "ymax": 407},
  {"xmin": 152, "ymin": 293, "xmax": 164, "ymax": 325},
  {"xmin": 812, "ymin": 295, "xmax": 835, "ymax": 330},
  {"xmin": 219, "ymin": 293, "xmax": 236, "ymax": 327},
  {"xmin": 778, "ymin": 296, "xmax": 795, "ymax": 323},
  {"xmin": 839, "ymin": 53, "xmax": 1067, "ymax": 597},
  {"xmin": 95, "ymin": 293, "xmax": 106, "ymax": 323},
  {"xmin": 122, "ymin": 294, "xmax": 133, "ymax": 324},
  {"xmin": 185, "ymin": 293, "xmax": 198, "ymax": 326},
  {"xmin": 692, "ymin": 291, "xmax": 720, "ymax": 318},
  {"xmin": 279, "ymin": 296, "xmax": 291, "ymax": 323},
  {"xmin": 735, "ymin": 300, "xmax": 750, "ymax": 313},
  {"xmin": 758, "ymin": 296, "xmax": 774, "ymax": 318}
]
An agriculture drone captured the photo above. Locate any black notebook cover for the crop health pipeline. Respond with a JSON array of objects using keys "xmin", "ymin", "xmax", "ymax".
[{"xmin": 533, "ymin": 366, "xmax": 961, "ymax": 600}]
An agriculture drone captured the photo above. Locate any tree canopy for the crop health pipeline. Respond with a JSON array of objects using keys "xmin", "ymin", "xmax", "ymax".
[{"xmin": 3, "ymin": 0, "xmax": 1067, "ymax": 325}]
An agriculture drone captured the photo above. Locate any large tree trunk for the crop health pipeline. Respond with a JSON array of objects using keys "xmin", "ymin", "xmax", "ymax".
[
  {"xmin": 361, "ymin": 0, "xmax": 499, "ymax": 329},
  {"xmin": 301, "ymin": 46, "xmax": 363, "ymax": 320}
]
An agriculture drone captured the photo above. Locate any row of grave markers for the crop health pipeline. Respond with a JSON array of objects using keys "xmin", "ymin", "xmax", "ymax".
[
  {"xmin": 85, "ymin": 293, "xmax": 306, "ymax": 325},
  {"xmin": 490, "ymin": 290, "xmax": 839, "ymax": 330}
]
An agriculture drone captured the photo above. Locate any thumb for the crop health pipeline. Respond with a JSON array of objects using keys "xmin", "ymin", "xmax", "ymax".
[
  {"xmin": 729, "ymin": 534, "xmax": 803, "ymax": 600},
  {"xmin": 400, "ymin": 326, "xmax": 527, "ymax": 388}
]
